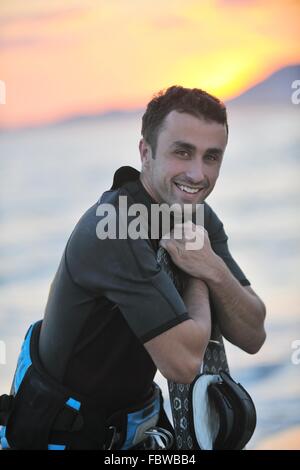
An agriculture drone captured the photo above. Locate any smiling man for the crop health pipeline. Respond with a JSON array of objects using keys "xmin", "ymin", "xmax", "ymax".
[
  {"xmin": 140, "ymin": 109, "xmax": 226, "ymax": 209},
  {"xmin": 0, "ymin": 86, "xmax": 266, "ymax": 451},
  {"xmin": 139, "ymin": 88, "xmax": 266, "ymax": 358}
]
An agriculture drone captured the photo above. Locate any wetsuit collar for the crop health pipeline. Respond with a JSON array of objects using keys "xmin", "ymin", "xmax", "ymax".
[
  {"xmin": 110, "ymin": 166, "xmax": 164, "ymax": 247},
  {"xmin": 111, "ymin": 166, "xmax": 142, "ymax": 191},
  {"xmin": 110, "ymin": 165, "xmax": 157, "ymax": 208}
]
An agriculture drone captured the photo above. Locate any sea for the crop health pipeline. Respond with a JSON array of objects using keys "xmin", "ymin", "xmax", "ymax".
[{"xmin": 0, "ymin": 103, "xmax": 299, "ymax": 449}]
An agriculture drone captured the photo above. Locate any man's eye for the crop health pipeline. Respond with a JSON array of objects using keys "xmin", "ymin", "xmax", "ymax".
[
  {"xmin": 205, "ymin": 154, "xmax": 218, "ymax": 161},
  {"xmin": 176, "ymin": 150, "xmax": 190, "ymax": 159}
]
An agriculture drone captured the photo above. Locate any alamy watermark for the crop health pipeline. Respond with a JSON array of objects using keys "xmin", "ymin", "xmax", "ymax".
[
  {"xmin": 96, "ymin": 197, "xmax": 205, "ymax": 250},
  {"xmin": 291, "ymin": 340, "xmax": 300, "ymax": 365},
  {"xmin": 0, "ymin": 80, "xmax": 6, "ymax": 104},
  {"xmin": 291, "ymin": 80, "xmax": 300, "ymax": 105},
  {"xmin": 0, "ymin": 340, "xmax": 6, "ymax": 365}
]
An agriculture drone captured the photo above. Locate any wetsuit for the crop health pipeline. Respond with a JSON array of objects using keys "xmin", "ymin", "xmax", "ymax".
[{"xmin": 37, "ymin": 165, "xmax": 250, "ymax": 443}]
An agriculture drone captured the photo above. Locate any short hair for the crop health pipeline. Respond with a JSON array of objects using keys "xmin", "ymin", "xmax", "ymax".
[{"xmin": 141, "ymin": 85, "xmax": 228, "ymax": 156}]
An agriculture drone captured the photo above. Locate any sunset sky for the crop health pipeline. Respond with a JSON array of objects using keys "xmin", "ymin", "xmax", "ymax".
[{"xmin": 0, "ymin": 0, "xmax": 299, "ymax": 128}]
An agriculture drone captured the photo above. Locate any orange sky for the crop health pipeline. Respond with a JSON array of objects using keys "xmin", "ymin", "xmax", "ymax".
[{"xmin": 0, "ymin": 0, "xmax": 299, "ymax": 128}]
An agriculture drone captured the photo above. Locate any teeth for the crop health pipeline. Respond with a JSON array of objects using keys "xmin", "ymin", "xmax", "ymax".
[{"xmin": 176, "ymin": 183, "xmax": 200, "ymax": 194}]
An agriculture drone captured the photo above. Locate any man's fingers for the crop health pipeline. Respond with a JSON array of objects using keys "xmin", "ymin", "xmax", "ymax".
[
  {"xmin": 160, "ymin": 222, "xmax": 208, "ymax": 253},
  {"xmin": 173, "ymin": 222, "xmax": 207, "ymax": 243},
  {"xmin": 159, "ymin": 238, "xmax": 182, "ymax": 258}
]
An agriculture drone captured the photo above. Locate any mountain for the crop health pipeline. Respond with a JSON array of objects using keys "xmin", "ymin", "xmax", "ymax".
[{"xmin": 226, "ymin": 64, "xmax": 300, "ymax": 106}]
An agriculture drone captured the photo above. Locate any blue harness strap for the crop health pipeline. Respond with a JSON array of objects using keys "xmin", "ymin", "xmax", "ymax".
[
  {"xmin": 66, "ymin": 398, "xmax": 81, "ymax": 412},
  {"xmin": 105, "ymin": 383, "xmax": 163, "ymax": 450},
  {"xmin": 0, "ymin": 323, "xmax": 38, "ymax": 450},
  {"xmin": 0, "ymin": 425, "xmax": 9, "ymax": 450},
  {"xmin": 12, "ymin": 323, "xmax": 36, "ymax": 395},
  {"xmin": 121, "ymin": 390, "xmax": 161, "ymax": 449},
  {"xmin": 48, "ymin": 444, "xmax": 66, "ymax": 450}
]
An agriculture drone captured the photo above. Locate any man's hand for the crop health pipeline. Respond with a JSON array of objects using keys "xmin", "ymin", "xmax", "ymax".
[
  {"xmin": 159, "ymin": 221, "xmax": 266, "ymax": 355},
  {"xmin": 159, "ymin": 221, "xmax": 219, "ymax": 282}
]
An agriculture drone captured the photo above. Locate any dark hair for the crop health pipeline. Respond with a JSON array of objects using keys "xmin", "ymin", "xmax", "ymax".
[{"xmin": 141, "ymin": 85, "xmax": 228, "ymax": 156}]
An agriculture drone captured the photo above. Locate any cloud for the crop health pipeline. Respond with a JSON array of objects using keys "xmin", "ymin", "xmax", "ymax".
[
  {"xmin": 0, "ymin": 4, "xmax": 87, "ymax": 50},
  {"xmin": 0, "ymin": 35, "xmax": 79, "ymax": 49},
  {"xmin": 216, "ymin": 0, "xmax": 259, "ymax": 5},
  {"xmin": 150, "ymin": 14, "xmax": 193, "ymax": 30},
  {"xmin": 0, "ymin": 37, "xmax": 43, "ymax": 48},
  {"xmin": 0, "ymin": 5, "xmax": 87, "ymax": 27}
]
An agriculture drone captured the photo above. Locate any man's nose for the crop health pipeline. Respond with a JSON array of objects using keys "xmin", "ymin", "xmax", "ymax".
[{"xmin": 185, "ymin": 160, "xmax": 205, "ymax": 184}]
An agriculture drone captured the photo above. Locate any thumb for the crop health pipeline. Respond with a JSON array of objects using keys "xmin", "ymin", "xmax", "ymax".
[{"xmin": 159, "ymin": 238, "xmax": 167, "ymax": 249}]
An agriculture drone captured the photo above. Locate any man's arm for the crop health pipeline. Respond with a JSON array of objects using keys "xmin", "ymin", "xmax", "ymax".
[
  {"xmin": 160, "ymin": 222, "xmax": 266, "ymax": 355},
  {"xmin": 144, "ymin": 278, "xmax": 211, "ymax": 384},
  {"xmin": 202, "ymin": 255, "xmax": 266, "ymax": 354}
]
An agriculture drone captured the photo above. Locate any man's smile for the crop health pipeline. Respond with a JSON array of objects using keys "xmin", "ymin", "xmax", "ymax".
[
  {"xmin": 174, "ymin": 182, "xmax": 202, "ymax": 194},
  {"xmin": 173, "ymin": 181, "xmax": 207, "ymax": 202}
]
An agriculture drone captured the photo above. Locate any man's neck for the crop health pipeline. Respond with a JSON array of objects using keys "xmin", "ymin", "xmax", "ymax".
[{"xmin": 139, "ymin": 173, "xmax": 159, "ymax": 204}]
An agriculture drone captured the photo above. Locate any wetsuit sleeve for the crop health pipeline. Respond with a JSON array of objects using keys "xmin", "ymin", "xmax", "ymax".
[
  {"xmin": 205, "ymin": 204, "xmax": 251, "ymax": 287},
  {"xmin": 65, "ymin": 205, "xmax": 190, "ymax": 343}
]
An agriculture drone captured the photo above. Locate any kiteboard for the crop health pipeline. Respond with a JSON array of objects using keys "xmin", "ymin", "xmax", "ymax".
[{"xmin": 157, "ymin": 246, "xmax": 230, "ymax": 450}]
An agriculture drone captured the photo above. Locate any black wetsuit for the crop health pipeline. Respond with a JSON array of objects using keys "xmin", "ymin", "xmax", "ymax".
[{"xmin": 39, "ymin": 166, "xmax": 250, "ymax": 423}]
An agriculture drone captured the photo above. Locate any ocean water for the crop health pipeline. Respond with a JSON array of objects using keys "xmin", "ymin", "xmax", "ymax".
[{"xmin": 0, "ymin": 104, "xmax": 299, "ymax": 449}]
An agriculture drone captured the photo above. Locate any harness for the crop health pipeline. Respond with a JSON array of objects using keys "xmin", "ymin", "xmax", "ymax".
[{"xmin": 0, "ymin": 321, "xmax": 173, "ymax": 450}]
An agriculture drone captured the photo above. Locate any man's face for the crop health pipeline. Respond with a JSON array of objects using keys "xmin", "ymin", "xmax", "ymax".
[{"xmin": 139, "ymin": 110, "xmax": 227, "ymax": 211}]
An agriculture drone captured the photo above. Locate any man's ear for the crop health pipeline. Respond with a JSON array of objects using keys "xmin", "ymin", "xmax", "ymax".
[{"xmin": 139, "ymin": 138, "xmax": 152, "ymax": 169}]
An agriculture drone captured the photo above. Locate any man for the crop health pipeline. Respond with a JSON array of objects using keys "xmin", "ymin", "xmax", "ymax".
[{"xmin": 0, "ymin": 86, "xmax": 266, "ymax": 450}]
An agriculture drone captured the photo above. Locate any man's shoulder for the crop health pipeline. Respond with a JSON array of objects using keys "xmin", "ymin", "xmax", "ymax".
[
  {"xmin": 67, "ymin": 185, "xmax": 148, "ymax": 255},
  {"xmin": 98, "ymin": 186, "xmax": 135, "ymax": 207},
  {"xmin": 73, "ymin": 186, "xmax": 132, "ymax": 229},
  {"xmin": 204, "ymin": 202, "xmax": 222, "ymax": 231}
]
